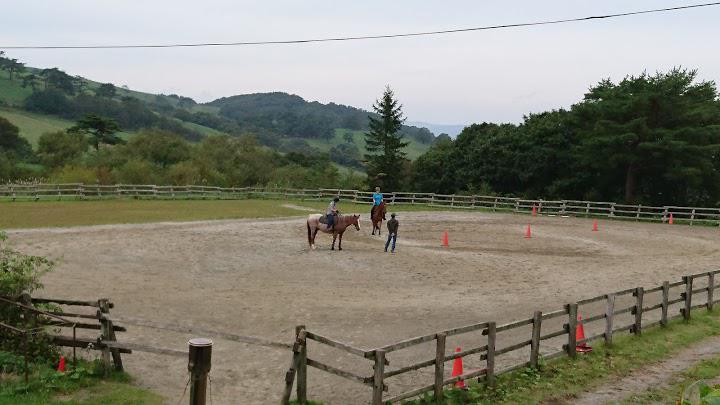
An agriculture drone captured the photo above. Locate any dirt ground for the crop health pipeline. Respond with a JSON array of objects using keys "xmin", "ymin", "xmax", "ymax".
[{"xmin": 7, "ymin": 210, "xmax": 720, "ymax": 404}]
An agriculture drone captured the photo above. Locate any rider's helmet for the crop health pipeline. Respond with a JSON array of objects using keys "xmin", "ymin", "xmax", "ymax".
[{"xmin": 333, "ymin": 197, "xmax": 340, "ymax": 202}]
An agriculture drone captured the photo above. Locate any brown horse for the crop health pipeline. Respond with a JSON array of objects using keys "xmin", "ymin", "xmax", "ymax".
[
  {"xmin": 307, "ymin": 214, "xmax": 361, "ymax": 251},
  {"xmin": 371, "ymin": 201, "xmax": 387, "ymax": 235}
]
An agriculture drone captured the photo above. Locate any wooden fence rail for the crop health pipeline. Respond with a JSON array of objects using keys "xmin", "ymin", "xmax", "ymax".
[
  {"xmin": 3, "ymin": 183, "xmax": 720, "ymax": 226},
  {"xmin": 282, "ymin": 268, "xmax": 720, "ymax": 405}
]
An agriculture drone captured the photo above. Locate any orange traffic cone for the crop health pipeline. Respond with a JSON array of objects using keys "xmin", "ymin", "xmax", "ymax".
[
  {"xmin": 525, "ymin": 224, "xmax": 532, "ymax": 239},
  {"xmin": 668, "ymin": 213, "xmax": 674, "ymax": 225},
  {"xmin": 442, "ymin": 231, "xmax": 449, "ymax": 247},
  {"xmin": 532, "ymin": 205, "xmax": 537, "ymax": 216},
  {"xmin": 576, "ymin": 315, "xmax": 592, "ymax": 353},
  {"xmin": 57, "ymin": 355, "xmax": 66, "ymax": 372},
  {"xmin": 592, "ymin": 219, "xmax": 598, "ymax": 232},
  {"xmin": 452, "ymin": 347, "xmax": 466, "ymax": 389}
]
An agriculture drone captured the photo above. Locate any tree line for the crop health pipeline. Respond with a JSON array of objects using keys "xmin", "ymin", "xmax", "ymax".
[
  {"xmin": 407, "ymin": 68, "xmax": 720, "ymax": 206},
  {"xmin": 0, "ymin": 115, "xmax": 364, "ymax": 189}
]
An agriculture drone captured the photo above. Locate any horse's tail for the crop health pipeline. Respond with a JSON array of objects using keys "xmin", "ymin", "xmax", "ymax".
[{"xmin": 307, "ymin": 220, "xmax": 312, "ymax": 246}]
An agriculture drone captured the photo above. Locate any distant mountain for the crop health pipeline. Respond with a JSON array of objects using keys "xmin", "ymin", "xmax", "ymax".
[{"xmin": 407, "ymin": 121, "xmax": 466, "ymax": 138}]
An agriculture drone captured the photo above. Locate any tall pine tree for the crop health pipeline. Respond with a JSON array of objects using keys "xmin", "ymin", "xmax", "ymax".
[{"xmin": 364, "ymin": 86, "xmax": 409, "ymax": 190}]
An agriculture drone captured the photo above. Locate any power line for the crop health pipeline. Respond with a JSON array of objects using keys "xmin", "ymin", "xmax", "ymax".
[{"xmin": 1, "ymin": 2, "xmax": 719, "ymax": 50}]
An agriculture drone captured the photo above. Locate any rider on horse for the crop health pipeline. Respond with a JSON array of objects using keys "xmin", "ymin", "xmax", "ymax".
[
  {"xmin": 327, "ymin": 196, "xmax": 340, "ymax": 231},
  {"xmin": 371, "ymin": 187, "xmax": 384, "ymax": 219}
]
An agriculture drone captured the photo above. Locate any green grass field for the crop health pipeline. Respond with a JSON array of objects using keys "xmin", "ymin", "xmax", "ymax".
[
  {"xmin": 0, "ymin": 75, "xmax": 33, "ymax": 106},
  {"xmin": 0, "ymin": 199, "xmax": 446, "ymax": 229},
  {"xmin": 0, "ymin": 108, "xmax": 74, "ymax": 146}
]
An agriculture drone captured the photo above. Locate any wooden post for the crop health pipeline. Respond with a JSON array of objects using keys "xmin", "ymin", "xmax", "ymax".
[
  {"xmin": 281, "ymin": 329, "xmax": 304, "ymax": 405},
  {"xmin": 709, "ymin": 273, "xmax": 715, "ymax": 311},
  {"xmin": 434, "ymin": 333, "xmax": 446, "ymax": 401},
  {"xmin": 661, "ymin": 281, "xmax": 670, "ymax": 327},
  {"xmin": 188, "ymin": 338, "xmax": 212, "ymax": 405},
  {"xmin": 605, "ymin": 294, "xmax": 615, "ymax": 345},
  {"xmin": 372, "ymin": 349, "xmax": 386, "ymax": 405},
  {"xmin": 296, "ymin": 326, "xmax": 307, "ymax": 404},
  {"xmin": 683, "ymin": 276, "xmax": 693, "ymax": 321},
  {"xmin": 633, "ymin": 287, "xmax": 644, "ymax": 335},
  {"xmin": 530, "ymin": 311, "xmax": 542, "ymax": 368},
  {"xmin": 485, "ymin": 322, "xmax": 496, "ymax": 386},
  {"xmin": 610, "ymin": 203, "xmax": 616, "ymax": 217},
  {"xmin": 567, "ymin": 303, "xmax": 578, "ymax": 358}
]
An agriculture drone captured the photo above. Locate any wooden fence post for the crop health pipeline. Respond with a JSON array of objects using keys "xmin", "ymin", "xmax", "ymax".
[
  {"xmin": 296, "ymin": 326, "xmax": 307, "ymax": 404},
  {"xmin": 372, "ymin": 349, "xmax": 386, "ymax": 405},
  {"xmin": 485, "ymin": 322, "xmax": 496, "ymax": 387},
  {"xmin": 661, "ymin": 281, "xmax": 670, "ymax": 327},
  {"xmin": 683, "ymin": 276, "xmax": 693, "ymax": 321},
  {"xmin": 605, "ymin": 294, "xmax": 615, "ymax": 345},
  {"xmin": 567, "ymin": 303, "xmax": 578, "ymax": 358},
  {"xmin": 530, "ymin": 311, "xmax": 542, "ymax": 368},
  {"xmin": 633, "ymin": 287, "xmax": 644, "ymax": 335},
  {"xmin": 709, "ymin": 273, "xmax": 715, "ymax": 311},
  {"xmin": 188, "ymin": 338, "xmax": 212, "ymax": 405},
  {"xmin": 434, "ymin": 333, "xmax": 446, "ymax": 401}
]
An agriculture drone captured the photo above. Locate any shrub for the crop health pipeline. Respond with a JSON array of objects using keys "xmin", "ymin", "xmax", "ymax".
[{"xmin": 0, "ymin": 231, "xmax": 56, "ymax": 361}]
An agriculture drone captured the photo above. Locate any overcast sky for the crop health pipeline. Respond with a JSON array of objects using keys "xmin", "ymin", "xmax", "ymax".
[{"xmin": 2, "ymin": 1, "xmax": 719, "ymax": 125}]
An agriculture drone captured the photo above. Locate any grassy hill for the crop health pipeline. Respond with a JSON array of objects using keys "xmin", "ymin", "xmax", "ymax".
[{"xmin": 0, "ymin": 67, "xmax": 434, "ymax": 171}]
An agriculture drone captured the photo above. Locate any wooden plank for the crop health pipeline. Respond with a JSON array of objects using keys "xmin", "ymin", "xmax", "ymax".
[
  {"xmin": 105, "ymin": 341, "xmax": 184, "ymax": 357},
  {"xmin": 567, "ymin": 304, "xmax": 577, "ymax": 358},
  {"xmin": 31, "ymin": 297, "xmax": 101, "ymax": 307},
  {"xmin": 434, "ymin": 333, "xmax": 446, "ymax": 401},
  {"xmin": 540, "ymin": 308, "xmax": 568, "ymax": 320},
  {"xmin": 530, "ymin": 311, "xmax": 542, "ymax": 368},
  {"xmin": 487, "ymin": 339, "xmax": 532, "ymax": 358},
  {"xmin": 380, "ymin": 333, "xmax": 437, "ymax": 353},
  {"xmin": 48, "ymin": 336, "xmax": 131, "ymax": 353},
  {"xmin": 580, "ymin": 312, "xmax": 606, "ymax": 324},
  {"xmin": 383, "ymin": 383, "xmax": 435, "ymax": 404},
  {"xmin": 668, "ymin": 280, "xmax": 686, "ymax": 288},
  {"xmin": 668, "ymin": 297, "xmax": 686, "ymax": 306},
  {"xmin": 574, "ymin": 331, "xmax": 606, "ymax": 346},
  {"xmin": 634, "ymin": 287, "xmax": 644, "ymax": 335},
  {"xmin": 304, "ymin": 331, "xmax": 368, "ymax": 358},
  {"xmin": 577, "ymin": 294, "xmax": 607, "ymax": 306},
  {"xmin": 539, "ymin": 328, "xmax": 567, "ymax": 341},
  {"xmin": 645, "ymin": 285, "xmax": 664, "ymax": 293},
  {"xmin": 307, "ymin": 358, "xmax": 371, "ymax": 386},
  {"xmin": 496, "ymin": 361, "xmax": 532, "ymax": 377},
  {"xmin": 372, "ymin": 350, "xmax": 386, "ymax": 405},
  {"xmin": 613, "ymin": 306, "xmax": 635, "ymax": 316},
  {"xmin": 643, "ymin": 302, "xmax": 664, "ymax": 312},
  {"xmin": 605, "ymin": 294, "xmax": 615, "ymax": 344},
  {"xmin": 484, "ymin": 317, "xmax": 533, "ymax": 334},
  {"xmin": 443, "ymin": 321, "xmax": 489, "ymax": 337}
]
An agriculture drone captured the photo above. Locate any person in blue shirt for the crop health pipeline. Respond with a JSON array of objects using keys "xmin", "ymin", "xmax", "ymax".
[{"xmin": 371, "ymin": 187, "xmax": 383, "ymax": 218}]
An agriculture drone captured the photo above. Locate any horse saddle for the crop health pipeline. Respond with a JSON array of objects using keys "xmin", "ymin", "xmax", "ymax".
[{"xmin": 319, "ymin": 214, "xmax": 334, "ymax": 225}]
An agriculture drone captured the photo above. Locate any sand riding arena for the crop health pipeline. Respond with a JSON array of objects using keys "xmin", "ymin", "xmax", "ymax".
[{"xmin": 8, "ymin": 209, "xmax": 720, "ymax": 404}]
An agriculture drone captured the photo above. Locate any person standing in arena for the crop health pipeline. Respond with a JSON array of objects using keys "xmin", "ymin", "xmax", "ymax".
[{"xmin": 385, "ymin": 213, "xmax": 399, "ymax": 253}]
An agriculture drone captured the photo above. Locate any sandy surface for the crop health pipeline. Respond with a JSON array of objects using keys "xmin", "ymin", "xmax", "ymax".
[{"xmin": 7, "ymin": 211, "xmax": 720, "ymax": 404}]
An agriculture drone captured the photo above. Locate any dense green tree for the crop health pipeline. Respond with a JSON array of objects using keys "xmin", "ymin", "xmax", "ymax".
[
  {"xmin": 0, "ymin": 117, "xmax": 31, "ymax": 158},
  {"xmin": 69, "ymin": 114, "xmax": 122, "ymax": 151},
  {"xmin": 40, "ymin": 68, "xmax": 75, "ymax": 94},
  {"xmin": 364, "ymin": 86, "xmax": 409, "ymax": 190},
  {"xmin": 124, "ymin": 129, "xmax": 190, "ymax": 168},
  {"xmin": 573, "ymin": 68, "xmax": 720, "ymax": 204},
  {"xmin": 21, "ymin": 73, "xmax": 40, "ymax": 90},
  {"xmin": 410, "ymin": 135, "xmax": 456, "ymax": 194},
  {"xmin": 96, "ymin": 83, "xmax": 117, "ymax": 99},
  {"xmin": 37, "ymin": 131, "xmax": 88, "ymax": 168}
]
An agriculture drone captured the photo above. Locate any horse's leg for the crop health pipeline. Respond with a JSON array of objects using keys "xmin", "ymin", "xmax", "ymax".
[
  {"xmin": 311, "ymin": 228, "xmax": 319, "ymax": 250},
  {"xmin": 331, "ymin": 232, "xmax": 337, "ymax": 250},
  {"xmin": 371, "ymin": 221, "xmax": 375, "ymax": 235},
  {"xmin": 338, "ymin": 232, "xmax": 344, "ymax": 251}
]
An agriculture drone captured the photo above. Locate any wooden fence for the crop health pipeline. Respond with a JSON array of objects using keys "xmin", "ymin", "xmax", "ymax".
[
  {"xmin": 0, "ymin": 295, "xmax": 130, "ymax": 373},
  {"xmin": 282, "ymin": 269, "xmax": 720, "ymax": 404},
  {"xmin": 3, "ymin": 183, "xmax": 720, "ymax": 225}
]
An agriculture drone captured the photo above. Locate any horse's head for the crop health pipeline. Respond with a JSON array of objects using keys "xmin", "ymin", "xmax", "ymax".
[{"xmin": 352, "ymin": 214, "xmax": 361, "ymax": 231}]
